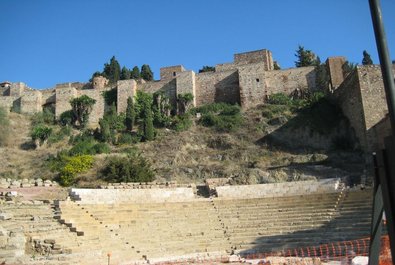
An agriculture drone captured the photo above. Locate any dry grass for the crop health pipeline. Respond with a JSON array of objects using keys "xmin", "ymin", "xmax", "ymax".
[{"xmin": 0, "ymin": 107, "xmax": 363, "ymax": 186}]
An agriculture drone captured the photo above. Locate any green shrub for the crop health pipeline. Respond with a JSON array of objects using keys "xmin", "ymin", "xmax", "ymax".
[
  {"xmin": 68, "ymin": 132, "xmax": 110, "ymax": 155},
  {"xmin": 31, "ymin": 125, "xmax": 52, "ymax": 145},
  {"xmin": 171, "ymin": 114, "xmax": 193, "ymax": 131},
  {"xmin": 69, "ymin": 131, "xmax": 95, "ymax": 145},
  {"xmin": 267, "ymin": 93, "xmax": 292, "ymax": 105},
  {"xmin": 117, "ymin": 132, "xmax": 141, "ymax": 145},
  {"xmin": 101, "ymin": 154, "xmax": 155, "ymax": 183},
  {"xmin": 286, "ymin": 98, "xmax": 343, "ymax": 135},
  {"xmin": 261, "ymin": 104, "xmax": 291, "ymax": 119},
  {"xmin": 92, "ymin": 142, "xmax": 111, "ymax": 154},
  {"xmin": 198, "ymin": 103, "xmax": 243, "ymax": 132},
  {"xmin": 192, "ymin": 102, "xmax": 236, "ymax": 115},
  {"xmin": 68, "ymin": 139, "xmax": 96, "ymax": 156},
  {"xmin": 59, "ymin": 110, "xmax": 74, "ymax": 126},
  {"xmin": 102, "ymin": 88, "xmax": 117, "ymax": 106},
  {"xmin": 0, "ymin": 107, "xmax": 10, "ymax": 146}
]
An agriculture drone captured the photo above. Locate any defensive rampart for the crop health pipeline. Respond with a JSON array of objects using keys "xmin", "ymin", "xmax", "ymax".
[
  {"xmin": 332, "ymin": 65, "xmax": 395, "ymax": 154},
  {"xmin": 0, "ymin": 49, "xmax": 392, "ymax": 157}
]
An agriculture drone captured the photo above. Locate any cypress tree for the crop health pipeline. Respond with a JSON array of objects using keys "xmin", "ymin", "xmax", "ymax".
[
  {"xmin": 141, "ymin": 64, "xmax": 154, "ymax": 81},
  {"xmin": 131, "ymin": 66, "xmax": 140, "ymax": 80},
  {"xmin": 103, "ymin": 56, "xmax": 121, "ymax": 83},
  {"xmin": 143, "ymin": 106, "xmax": 154, "ymax": 141},
  {"xmin": 139, "ymin": 93, "xmax": 154, "ymax": 141},
  {"xmin": 99, "ymin": 118, "xmax": 111, "ymax": 143},
  {"xmin": 295, "ymin": 45, "xmax": 318, "ymax": 67},
  {"xmin": 120, "ymin": 66, "xmax": 131, "ymax": 80},
  {"xmin": 125, "ymin": 96, "xmax": 135, "ymax": 131}
]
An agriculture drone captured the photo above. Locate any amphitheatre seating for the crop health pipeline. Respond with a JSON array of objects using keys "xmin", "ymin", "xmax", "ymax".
[
  {"xmin": 213, "ymin": 189, "xmax": 373, "ymax": 254},
  {"xmin": 0, "ymin": 202, "xmax": 98, "ymax": 264},
  {"xmin": 55, "ymin": 185, "xmax": 373, "ymax": 263}
]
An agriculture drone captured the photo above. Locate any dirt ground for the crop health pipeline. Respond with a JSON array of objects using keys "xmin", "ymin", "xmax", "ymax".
[{"xmin": 0, "ymin": 186, "xmax": 68, "ymax": 201}]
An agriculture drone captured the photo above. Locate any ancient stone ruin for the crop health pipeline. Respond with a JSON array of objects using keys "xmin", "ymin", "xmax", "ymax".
[{"xmin": 1, "ymin": 48, "xmax": 394, "ymax": 156}]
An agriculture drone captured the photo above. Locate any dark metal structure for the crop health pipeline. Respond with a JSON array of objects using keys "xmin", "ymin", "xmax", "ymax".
[{"xmin": 368, "ymin": 0, "xmax": 395, "ymax": 264}]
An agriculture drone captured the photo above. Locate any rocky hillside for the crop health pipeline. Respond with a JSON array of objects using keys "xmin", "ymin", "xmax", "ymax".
[{"xmin": 0, "ymin": 98, "xmax": 366, "ymax": 187}]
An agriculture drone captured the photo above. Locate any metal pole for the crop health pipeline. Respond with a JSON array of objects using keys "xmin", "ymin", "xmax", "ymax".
[
  {"xmin": 368, "ymin": 1, "xmax": 395, "ymax": 264},
  {"xmin": 369, "ymin": 0, "xmax": 395, "ymax": 135}
]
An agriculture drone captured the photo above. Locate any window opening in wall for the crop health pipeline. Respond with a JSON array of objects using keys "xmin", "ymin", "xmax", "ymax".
[
  {"xmin": 256, "ymin": 78, "xmax": 260, "ymax": 82},
  {"xmin": 173, "ymin": 72, "xmax": 176, "ymax": 76}
]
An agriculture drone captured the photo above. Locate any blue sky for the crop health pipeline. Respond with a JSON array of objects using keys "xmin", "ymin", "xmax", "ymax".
[{"xmin": 1, "ymin": 0, "xmax": 394, "ymax": 89}]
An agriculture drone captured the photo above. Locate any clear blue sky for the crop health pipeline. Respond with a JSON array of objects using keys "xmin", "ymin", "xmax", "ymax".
[{"xmin": 1, "ymin": 0, "xmax": 394, "ymax": 89}]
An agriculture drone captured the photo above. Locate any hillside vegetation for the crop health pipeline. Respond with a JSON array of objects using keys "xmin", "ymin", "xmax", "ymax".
[{"xmin": 0, "ymin": 93, "xmax": 365, "ymax": 187}]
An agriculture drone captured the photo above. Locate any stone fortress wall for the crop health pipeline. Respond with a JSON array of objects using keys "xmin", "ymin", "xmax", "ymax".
[
  {"xmin": 332, "ymin": 62, "xmax": 395, "ymax": 153},
  {"xmin": 0, "ymin": 49, "xmax": 315, "ymax": 122},
  {"xmin": 0, "ymin": 48, "xmax": 393, "ymax": 156}
]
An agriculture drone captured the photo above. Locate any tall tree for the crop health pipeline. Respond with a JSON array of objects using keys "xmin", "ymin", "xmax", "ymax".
[
  {"xmin": 362, "ymin": 50, "xmax": 373, "ymax": 65},
  {"xmin": 131, "ymin": 66, "xmax": 140, "ymax": 80},
  {"xmin": 120, "ymin": 66, "xmax": 131, "ymax": 80},
  {"xmin": 125, "ymin": 96, "xmax": 135, "ymax": 131},
  {"xmin": 143, "ymin": 105, "xmax": 155, "ymax": 141},
  {"xmin": 103, "ymin": 56, "xmax": 121, "ymax": 83},
  {"xmin": 69, "ymin": 95, "xmax": 96, "ymax": 128},
  {"xmin": 141, "ymin": 64, "xmax": 154, "ymax": 81},
  {"xmin": 295, "ymin": 45, "xmax": 318, "ymax": 67},
  {"xmin": 137, "ymin": 92, "xmax": 155, "ymax": 141},
  {"xmin": 99, "ymin": 118, "xmax": 111, "ymax": 143}
]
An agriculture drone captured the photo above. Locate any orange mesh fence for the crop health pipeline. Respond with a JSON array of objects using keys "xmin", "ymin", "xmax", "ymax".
[
  {"xmin": 242, "ymin": 236, "xmax": 391, "ymax": 263},
  {"xmin": 147, "ymin": 236, "xmax": 392, "ymax": 265}
]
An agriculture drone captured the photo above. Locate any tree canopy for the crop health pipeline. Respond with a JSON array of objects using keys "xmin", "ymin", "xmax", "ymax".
[
  {"xmin": 103, "ymin": 56, "xmax": 121, "ymax": 83},
  {"xmin": 131, "ymin": 66, "xmax": 141, "ymax": 80},
  {"xmin": 91, "ymin": 58, "xmax": 153, "ymax": 83},
  {"xmin": 70, "ymin": 95, "xmax": 96, "ymax": 128},
  {"xmin": 295, "ymin": 46, "xmax": 319, "ymax": 67},
  {"xmin": 120, "ymin": 66, "xmax": 131, "ymax": 80},
  {"xmin": 141, "ymin": 64, "xmax": 154, "ymax": 81},
  {"xmin": 198, "ymin": 66, "xmax": 215, "ymax": 73}
]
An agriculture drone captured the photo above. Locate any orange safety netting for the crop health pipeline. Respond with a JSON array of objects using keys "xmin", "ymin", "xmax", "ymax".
[{"xmin": 148, "ymin": 236, "xmax": 392, "ymax": 265}]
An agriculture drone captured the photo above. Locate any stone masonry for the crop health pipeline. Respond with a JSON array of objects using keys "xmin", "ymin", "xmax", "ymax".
[{"xmin": 0, "ymin": 48, "xmax": 393, "ymax": 157}]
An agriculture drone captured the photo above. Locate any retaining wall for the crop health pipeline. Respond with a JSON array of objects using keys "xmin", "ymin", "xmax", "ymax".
[{"xmin": 215, "ymin": 178, "xmax": 341, "ymax": 199}]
